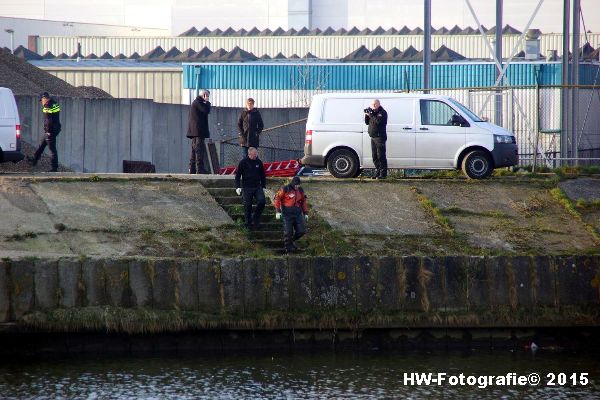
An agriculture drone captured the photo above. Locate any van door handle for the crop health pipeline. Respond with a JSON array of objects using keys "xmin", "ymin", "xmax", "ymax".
[
  {"xmin": 419, "ymin": 127, "xmax": 429, "ymax": 131},
  {"xmin": 402, "ymin": 127, "xmax": 412, "ymax": 130}
]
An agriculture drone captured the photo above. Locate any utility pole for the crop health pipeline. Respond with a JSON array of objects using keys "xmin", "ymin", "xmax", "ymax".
[
  {"xmin": 571, "ymin": 0, "xmax": 580, "ymax": 164},
  {"xmin": 423, "ymin": 0, "xmax": 431, "ymax": 93},
  {"xmin": 495, "ymin": 0, "xmax": 503, "ymax": 126},
  {"xmin": 561, "ymin": 0, "xmax": 571, "ymax": 165},
  {"xmin": 4, "ymin": 29, "xmax": 14, "ymax": 53}
]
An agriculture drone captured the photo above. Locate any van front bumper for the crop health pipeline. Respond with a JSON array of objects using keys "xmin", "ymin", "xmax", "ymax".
[
  {"xmin": 491, "ymin": 143, "xmax": 519, "ymax": 168},
  {"xmin": 2, "ymin": 151, "xmax": 24, "ymax": 163},
  {"xmin": 300, "ymin": 155, "xmax": 326, "ymax": 168}
]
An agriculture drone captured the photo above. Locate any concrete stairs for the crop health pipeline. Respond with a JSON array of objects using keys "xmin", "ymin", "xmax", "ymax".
[{"xmin": 203, "ymin": 178, "xmax": 284, "ymax": 253}]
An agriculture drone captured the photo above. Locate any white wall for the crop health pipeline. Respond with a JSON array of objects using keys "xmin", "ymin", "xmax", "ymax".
[
  {"xmin": 170, "ymin": 0, "xmax": 288, "ymax": 35},
  {"xmin": 0, "ymin": 16, "xmax": 168, "ymax": 51},
  {"xmin": 0, "ymin": 0, "xmax": 172, "ymax": 29},
  {"xmin": 2, "ymin": 0, "xmax": 600, "ymax": 40}
]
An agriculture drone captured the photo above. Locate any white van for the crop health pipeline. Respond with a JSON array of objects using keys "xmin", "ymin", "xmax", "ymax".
[
  {"xmin": 0, "ymin": 87, "xmax": 24, "ymax": 164},
  {"xmin": 301, "ymin": 92, "xmax": 518, "ymax": 179}
]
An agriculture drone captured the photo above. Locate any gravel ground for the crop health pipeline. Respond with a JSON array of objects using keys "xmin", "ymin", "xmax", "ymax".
[
  {"xmin": 0, "ymin": 141, "xmax": 71, "ymax": 173},
  {"xmin": 0, "ymin": 48, "xmax": 111, "ymax": 98}
]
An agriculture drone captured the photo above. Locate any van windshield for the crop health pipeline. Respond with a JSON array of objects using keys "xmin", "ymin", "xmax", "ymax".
[{"xmin": 447, "ymin": 99, "xmax": 484, "ymax": 122}]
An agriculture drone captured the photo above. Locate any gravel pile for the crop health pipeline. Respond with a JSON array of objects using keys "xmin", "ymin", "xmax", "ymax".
[
  {"xmin": 0, "ymin": 141, "xmax": 71, "ymax": 173},
  {"xmin": 0, "ymin": 48, "xmax": 111, "ymax": 98}
]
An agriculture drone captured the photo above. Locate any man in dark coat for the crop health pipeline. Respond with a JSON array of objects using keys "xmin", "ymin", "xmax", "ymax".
[
  {"xmin": 186, "ymin": 89, "xmax": 211, "ymax": 174},
  {"xmin": 234, "ymin": 147, "xmax": 266, "ymax": 229},
  {"xmin": 27, "ymin": 92, "xmax": 61, "ymax": 172},
  {"xmin": 237, "ymin": 97, "xmax": 264, "ymax": 158},
  {"xmin": 365, "ymin": 99, "xmax": 388, "ymax": 179}
]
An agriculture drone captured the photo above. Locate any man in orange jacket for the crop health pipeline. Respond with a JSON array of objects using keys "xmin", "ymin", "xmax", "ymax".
[{"xmin": 273, "ymin": 176, "xmax": 309, "ymax": 252}]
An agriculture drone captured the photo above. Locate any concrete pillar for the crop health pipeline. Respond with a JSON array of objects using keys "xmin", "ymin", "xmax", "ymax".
[
  {"xmin": 129, "ymin": 259, "xmax": 153, "ymax": 307},
  {"xmin": 332, "ymin": 256, "xmax": 357, "ymax": 310},
  {"xmin": 355, "ymin": 256, "xmax": 378, "ymax": 312},
  {"xmin": 152, "ymin": 259, "xmax": 178, "ymax": 309},
  {"xmin": 197, "ymin": 259, "xmax": 221, "ymax": 313},
  {"xmin": 34, "ymin": 259, "xmax": 59, "ymax": 310},
  {"xmin": 288, "ymin": 256, "xmax": 313, "ymax": 311},
  {"xmin": 264, "ymin": 258, "xmax": 289, "ymax": 312},
  {"xmin": 82, "ymin": 258, "xmax": 107, "ymax": 306},
  {"xmin": 243, "ymin": 258, "xmax": 266, "ymax": 313},
  {"xmin": 104, "ymin": 258, "xmax": 131, "ymax": 307},
  {"xmin": 312, "ymin": 257, "xmax": 335, "ymax": 309},
  {"xmin": 58, "ymin": 258, "xmax": 83, "ymax": 308},
  {"xmin": 10, "ymin": 259, "xmax": 35, "ymax": 319},
  {"xmin": 220, "ymin": 258, "xmax": 244, "ymax": 314},
  {"xmin": 0, "ymin": 260, "xmax": 10, "ymax": 322},
  {"xmin": 377, "ymin": 256, "xmax": 404, "ymax": 312},
  {"xmin": 177, "ymin": 259, "xmax": 199, "ymax": 311}
]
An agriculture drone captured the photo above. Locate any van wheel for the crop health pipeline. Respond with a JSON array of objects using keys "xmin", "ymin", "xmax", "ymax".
[
  {"xmin": 327, "ymin": 149, "xmax": 359, "ymax": 178},
  {"xmin": 462, "ymin": 150, "xmax": 492, "ymax": 179}
]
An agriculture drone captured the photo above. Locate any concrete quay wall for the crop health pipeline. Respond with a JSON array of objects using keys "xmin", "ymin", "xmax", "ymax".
[{"xmin": 0, "ymin": 255, "xmax": 599, "ymax": 331}]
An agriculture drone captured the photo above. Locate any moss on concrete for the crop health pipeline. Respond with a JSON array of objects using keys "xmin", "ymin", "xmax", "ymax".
[{"xmin": 16, "ymin": 304, "xmax": 600, "ymax": 334}]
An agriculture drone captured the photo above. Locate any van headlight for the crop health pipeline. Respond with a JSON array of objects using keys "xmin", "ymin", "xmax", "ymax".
[{"xmin": 494, "ymin": 134, "xmax": 515, "ymax": 144}]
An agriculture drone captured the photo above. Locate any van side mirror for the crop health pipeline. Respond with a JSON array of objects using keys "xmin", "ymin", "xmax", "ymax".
[{"xmin": 451, "ymin": 114, "xmax": 469, "ymax": 127}]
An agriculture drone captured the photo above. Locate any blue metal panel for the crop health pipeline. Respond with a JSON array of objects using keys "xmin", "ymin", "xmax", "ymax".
[{"xmin": 182, "ymin": 62, "xmax": 599, "ymax": 91}]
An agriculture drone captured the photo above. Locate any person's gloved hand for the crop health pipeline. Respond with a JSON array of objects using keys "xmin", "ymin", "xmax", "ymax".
[
  {"xmin": 235, "ymin": 188, "xmax": 242, "ymax": 196},
  {"xmin": 304, "ymin": 214, "xmax": 309, "ymax": 222},
  {"xmin": 275, "ymin": 212, "xmax": 282, "ymax": 220}
]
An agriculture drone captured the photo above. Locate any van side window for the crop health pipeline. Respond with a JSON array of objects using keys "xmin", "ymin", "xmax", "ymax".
[{"xmin": 420, "ymin": 100, "xmax": 458, "ymax": 126}]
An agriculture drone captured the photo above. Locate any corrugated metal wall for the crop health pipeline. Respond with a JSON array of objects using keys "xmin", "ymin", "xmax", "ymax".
[
  {"xmin": 41, "ymin": 68, "xmax": 183, "ymax": 104},
  {"xmin": 37, "ymin": 33, "xmax": 600, "ymax": 59},
  {"xmin": 183, "ymin": 62, "xmax": 578, "ymax": 91}
]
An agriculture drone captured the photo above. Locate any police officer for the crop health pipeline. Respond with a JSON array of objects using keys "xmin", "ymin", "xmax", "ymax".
[
  {"xmin": 28, "ymin": 92, "xmax": 61, "ymax": 172},
  {"xmin": 365, "ymin": 99, "xmax": 388, "ymax": 179},
  {"xmin": 273, "ymin": 176, "xmax": 309, "ymax": 252},
  {"xmin": 235, "ymin": 147, "xmax": 266, "ymax": 229}
]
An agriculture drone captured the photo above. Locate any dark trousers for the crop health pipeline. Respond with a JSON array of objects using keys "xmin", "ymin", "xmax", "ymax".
[
  {"xmin": 371, "ymin": 137, "xmax": 387, "ymax": 177},
  {"xmin": 282, "ymin": 207, "xmax": 306, "ymax": 250},
  {"xmin": 34, "ymin": 133, "xmax": 58, "ymax": 171},
  {"xmin": 189, "ymin": 137, "xmax": 208, "ymax": 174},
  {"xmin": 242, "ymin": 187, "xmax": 266, "ymax": 227}
]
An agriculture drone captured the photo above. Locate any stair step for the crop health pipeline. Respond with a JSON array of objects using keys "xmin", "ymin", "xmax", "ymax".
[
  {"xmin": 254, "ymin": 238, "xmax": 284, "ymax": 248},
  {"xmin": 200, "ymin": 178, "xmax": 237, "ymax": 188},
  {"xmin": 207, "ymin": 188, "xmax": 238, "ymax": 196},
  {"xmin": 214, "ymin": 197, "xmax": 245, "ymax": 206},
  {"xmin": 248, "ymin": 231, "xmax": 281, "ymax": 239},
  {"xmin": 225, "ymin": 206, "xmax": 276, "ymax": 214}
]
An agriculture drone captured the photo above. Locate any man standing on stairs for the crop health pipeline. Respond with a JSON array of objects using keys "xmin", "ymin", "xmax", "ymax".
[
  {"xmin": 235, "ymin": 147, "xmax": 266, "ymax": 230},
  {"xmin": 273, "ymin": 176, "xmax": 309, "ymax": 253}
]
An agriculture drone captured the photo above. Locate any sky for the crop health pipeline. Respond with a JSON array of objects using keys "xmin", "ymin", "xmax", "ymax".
[{"xmin": 0, "ymin": 0, "xmax": 598, "ymax": 35}]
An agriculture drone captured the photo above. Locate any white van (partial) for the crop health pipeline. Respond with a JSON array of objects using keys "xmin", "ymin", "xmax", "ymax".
[
  {"xmin": 0, "ymin": 87, "xmax": 24, "ymax": 164},
  {"xmin": 301, "ymin": 93, "xmax": 518, "ymax": 179}
]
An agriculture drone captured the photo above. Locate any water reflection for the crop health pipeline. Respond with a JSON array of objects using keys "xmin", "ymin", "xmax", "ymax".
[{"xmin": 1, "ymin": 351, "xmax": 599, "ymax": 399}]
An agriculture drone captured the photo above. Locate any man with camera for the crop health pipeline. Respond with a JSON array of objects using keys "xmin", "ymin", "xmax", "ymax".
[{"xmin": 364, "ymin": 99, "xmax": 388, "ymax": 179}]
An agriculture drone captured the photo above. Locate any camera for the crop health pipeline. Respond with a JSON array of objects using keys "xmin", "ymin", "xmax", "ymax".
[{"xmin": 364, "ymin": 107, "xmax": 373, "ymax": 114}]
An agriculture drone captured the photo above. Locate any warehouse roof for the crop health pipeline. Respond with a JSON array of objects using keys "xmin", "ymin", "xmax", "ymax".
[{"xmin": 177, "ymin": 24, "xmax": 522, "ymax": 37}]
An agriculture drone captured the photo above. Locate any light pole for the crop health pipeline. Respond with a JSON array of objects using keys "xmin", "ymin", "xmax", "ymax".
[{"xmin": 4, "ymin": 29, "xmax": 14, "ymax": 53}]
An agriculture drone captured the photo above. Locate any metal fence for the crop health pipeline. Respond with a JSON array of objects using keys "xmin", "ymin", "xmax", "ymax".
[
  {"xmin": 416, "ymin": 84, "xmax": 600, "ymax": 168},
  {"xmin": 217, "ymin": 118, "xmax": 306, "ymax": 168},
  {"xmin": 218, "ymin": 85, "xmax": 600, "ymax": 170}
]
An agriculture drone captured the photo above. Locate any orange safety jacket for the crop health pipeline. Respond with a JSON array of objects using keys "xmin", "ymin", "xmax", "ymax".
[{"xmin": 273, "ymin": 186, "xmax": 309, "ymax": 214}]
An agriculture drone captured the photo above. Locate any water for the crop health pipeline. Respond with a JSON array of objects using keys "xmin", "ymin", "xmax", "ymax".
[{"xmin": 1, "ymin": 351, "xmax": 599, "ymax": 399}]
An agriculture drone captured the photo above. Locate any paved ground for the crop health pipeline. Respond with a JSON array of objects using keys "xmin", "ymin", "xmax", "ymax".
[{"xmin": 0, "ymin": 173, "xmax": 598, "ymax": 257}]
